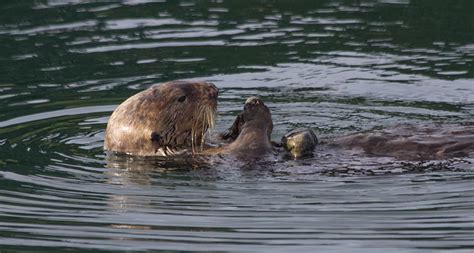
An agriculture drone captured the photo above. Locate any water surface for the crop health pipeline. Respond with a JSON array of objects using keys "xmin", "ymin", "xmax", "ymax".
[{"xmin": 0, "ymin": 0, "xmax": 473, "ymax": 252}]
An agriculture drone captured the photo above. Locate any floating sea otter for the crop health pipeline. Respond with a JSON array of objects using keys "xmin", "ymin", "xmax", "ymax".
[
  {"xmin": 104, "ymin": 80, "xmax": 275, "ymax": 158},
  {"xmin": 104, "ymin": 80, "xmax": 474, "ymax": 160}
]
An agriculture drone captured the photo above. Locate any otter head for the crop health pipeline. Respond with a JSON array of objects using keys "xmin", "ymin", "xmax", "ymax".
[{"xmin": 104, "ymin": 80, "xmax": 218, "ymax": 156}]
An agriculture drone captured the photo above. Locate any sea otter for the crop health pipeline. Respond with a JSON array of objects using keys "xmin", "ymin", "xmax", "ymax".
[
  {"xmin": 105, "ymin": 80, "xmax": 473, "ymax": 161},
  {"xmin": 104, "ymin": 80, "xmax": 218, "ymax": 156}
]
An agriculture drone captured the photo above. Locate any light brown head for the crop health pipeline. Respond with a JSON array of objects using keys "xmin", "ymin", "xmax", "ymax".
[{"xmin": 104, "ymin": 80, "xmax": 218, "ymax": 156}]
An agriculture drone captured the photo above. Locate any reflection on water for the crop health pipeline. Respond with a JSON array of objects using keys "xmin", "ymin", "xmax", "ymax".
[{"xmin": 0, "ymin": 0, "xmax": 473, "ymax": 252}]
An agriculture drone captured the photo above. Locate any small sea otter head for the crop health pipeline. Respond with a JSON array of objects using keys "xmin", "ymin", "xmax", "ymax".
[{"xmin": 104, "ymin": 80, "xmax": 218, "ymax": 156}]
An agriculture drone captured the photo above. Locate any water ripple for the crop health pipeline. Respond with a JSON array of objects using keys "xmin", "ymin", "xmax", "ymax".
[
  {"xmin": 70, "ymin": 40, "xmax": 226, "ymax": 53},
  {"xmin": 1, "ymin": 0, "xmax": 474, "ymax": 252}
]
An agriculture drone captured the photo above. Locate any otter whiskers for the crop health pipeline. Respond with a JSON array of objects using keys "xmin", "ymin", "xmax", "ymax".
[{"xmin": 191, "ymin": 104, "xmax": 216, "ymax": 154}]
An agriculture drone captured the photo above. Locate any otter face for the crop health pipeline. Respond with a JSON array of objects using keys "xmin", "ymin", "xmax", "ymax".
[
  {"xmin": 152, "ymin": 81, "xmax": 218, "ymax": 152},
  {"xmin": 104, "ymin": 80, "xmax": 218, "ymax": 156}
]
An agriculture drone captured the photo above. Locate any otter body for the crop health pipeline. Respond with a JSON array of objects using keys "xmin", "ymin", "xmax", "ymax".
[
  {"xmin": 206, "ymin": 97, "xmax": 274, "ymax": 158},
  {"xmin": 330, "ymin": 124, "xmax": 474, "ymax": 160}
]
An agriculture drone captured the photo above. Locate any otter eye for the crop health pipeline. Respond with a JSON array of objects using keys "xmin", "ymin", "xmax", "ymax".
[{"xmin": 178, "ymin": 95, "xmax": 186, "ymax": 102}]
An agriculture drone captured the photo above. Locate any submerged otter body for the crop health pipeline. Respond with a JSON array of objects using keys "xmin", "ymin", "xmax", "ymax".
[
  {"xmin": 329, "ymin": 124, "xmax": 474, "ymax": 160},
  {"xmin": 221, "ymin": 104, "xmax": 473, "ymax": 161},
  {"xmin": 104, "ymin": 80, "xmax": 218, "ymax": 156}
]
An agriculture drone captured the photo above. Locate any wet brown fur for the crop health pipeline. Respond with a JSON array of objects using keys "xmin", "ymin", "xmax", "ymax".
[
  {"xmin": 329, "ymin": 124, "xmax": 474, "ymax": 160},
  {"xmin": 104, "ymin": 80, "xmax": 218, "ymax": 156},
  {"xmin": 207, "ymin": 97, "xmax": 273, "ymax": 158}
]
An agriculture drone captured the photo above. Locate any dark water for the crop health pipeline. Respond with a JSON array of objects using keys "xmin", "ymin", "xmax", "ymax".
[{"xmin": 1, "ymin": 0, "xmax": 474, "ymax": 252}]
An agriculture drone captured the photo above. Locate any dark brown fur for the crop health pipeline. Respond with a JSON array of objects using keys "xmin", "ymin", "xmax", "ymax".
[
  {"xmin": 207, "ymin": 97, "xmax": 273, "ymax": 158},
  {"xmin": 329, "ymin": 124, "xmax": 474, "ymax": 160}
]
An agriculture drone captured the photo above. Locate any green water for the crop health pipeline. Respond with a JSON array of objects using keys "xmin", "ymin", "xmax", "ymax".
[{"xmin": 0, "ymin": 0, "xmax": 473, "ymax": 252}]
